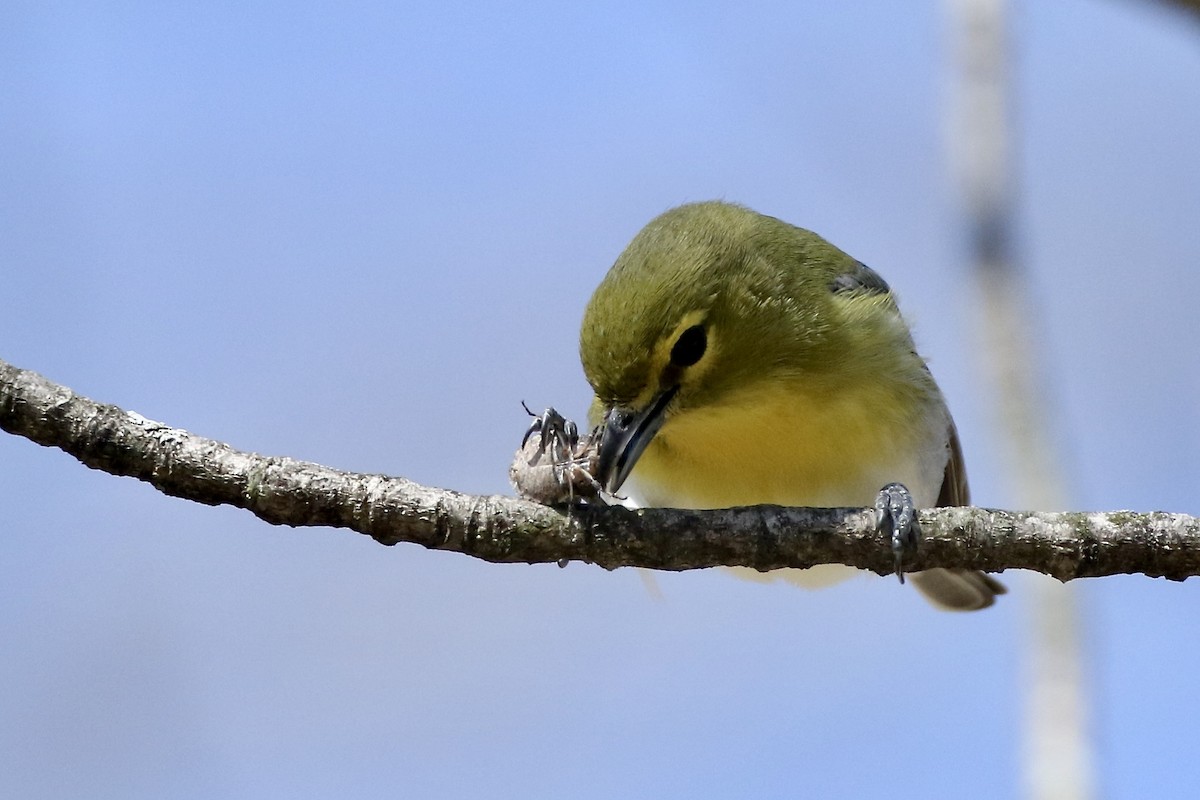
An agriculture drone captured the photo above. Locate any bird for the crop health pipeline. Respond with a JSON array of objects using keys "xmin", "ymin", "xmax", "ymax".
[{"xmin": 579, "ymin": 200, "xmax": 1005, "ymax": 611}]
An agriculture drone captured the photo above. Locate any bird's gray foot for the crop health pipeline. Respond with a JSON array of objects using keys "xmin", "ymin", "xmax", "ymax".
[{"xmin": 875, "ymin": 482, "xmax": 921, "ymax": 584}]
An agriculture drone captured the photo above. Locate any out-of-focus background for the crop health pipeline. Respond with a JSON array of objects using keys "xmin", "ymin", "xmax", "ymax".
[{"xmin": 2, "ymin": 2, "xmax": 1198, "ymax": 797}]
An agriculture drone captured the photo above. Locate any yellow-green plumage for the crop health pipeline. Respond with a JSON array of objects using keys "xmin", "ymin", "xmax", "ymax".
[{"xmin": 580, "ymin": 201, "xmax": 1004, "ymax": 611}]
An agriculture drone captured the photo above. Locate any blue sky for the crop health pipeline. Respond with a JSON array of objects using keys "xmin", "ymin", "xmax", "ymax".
[{"xmin": 2, "ymin": 2, "xmax": 1198, "ymax": 798}]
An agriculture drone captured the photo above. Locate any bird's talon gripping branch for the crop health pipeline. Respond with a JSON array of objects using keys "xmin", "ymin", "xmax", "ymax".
[{"xmin": 875, "ymin": 482, "xmax": 921, "ymax": 584}]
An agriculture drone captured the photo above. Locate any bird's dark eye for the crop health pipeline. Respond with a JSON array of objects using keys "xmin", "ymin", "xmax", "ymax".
[{"xmin": 670, "ymin": 325, "xmax": 707, "ymax": 367}]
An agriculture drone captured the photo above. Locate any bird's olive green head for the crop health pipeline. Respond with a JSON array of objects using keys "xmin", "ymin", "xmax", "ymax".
[{"xmin": 580, "ymin": 201, "xmax": 887, "ymax": 493}]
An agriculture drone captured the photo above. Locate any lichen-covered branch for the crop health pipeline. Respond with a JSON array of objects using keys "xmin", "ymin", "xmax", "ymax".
[{"xmin": 2, "ymin": 357, "xmax": 1198, "ymax": 582}]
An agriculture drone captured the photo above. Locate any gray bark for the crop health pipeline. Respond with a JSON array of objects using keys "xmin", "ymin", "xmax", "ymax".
[{"xmin": 2, "ymin": 357, "xmax": 1197, "ymax": 582}]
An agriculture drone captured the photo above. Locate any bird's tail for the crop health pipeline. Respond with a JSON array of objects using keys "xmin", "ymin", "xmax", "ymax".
[{"xmin": 908, "ymin": 568, "xmax": 1007, "ymax": 611}]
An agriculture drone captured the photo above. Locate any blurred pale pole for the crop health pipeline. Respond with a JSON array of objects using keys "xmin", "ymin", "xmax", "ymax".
[{"xmin": 945, "ymin": 2, "xmax": 1096, "ymax": 799}]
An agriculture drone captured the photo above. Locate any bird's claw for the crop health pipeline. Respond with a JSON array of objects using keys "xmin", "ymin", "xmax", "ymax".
[{"xmin": 875, "ymin": 482, "xmax": 920, "ymax": 584}]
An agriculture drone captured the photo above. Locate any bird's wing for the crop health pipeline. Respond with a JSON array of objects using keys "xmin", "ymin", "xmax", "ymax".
[
  {"xmin": 936, "ymin": 419, "xmax": 970, "ymax": 507},
  {"xmin": 911, "ymin": 419, "xmax": 1007, "ymax": 610}
]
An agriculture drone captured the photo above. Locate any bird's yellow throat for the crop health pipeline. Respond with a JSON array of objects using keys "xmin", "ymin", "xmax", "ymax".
[{"xmin": 623, "ymin": 377, "xmax": 942, "ymax": 511}]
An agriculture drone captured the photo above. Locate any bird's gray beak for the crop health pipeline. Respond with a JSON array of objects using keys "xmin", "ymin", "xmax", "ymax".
[{"xmin": 594, "ymin": 386, "xmax": 678, "ymax": 494}]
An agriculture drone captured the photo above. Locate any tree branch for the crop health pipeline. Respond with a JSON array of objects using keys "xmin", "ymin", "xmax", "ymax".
[{"xmin": 2, "ymin": 357, "xmax": 1197, "ymax": 582}]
